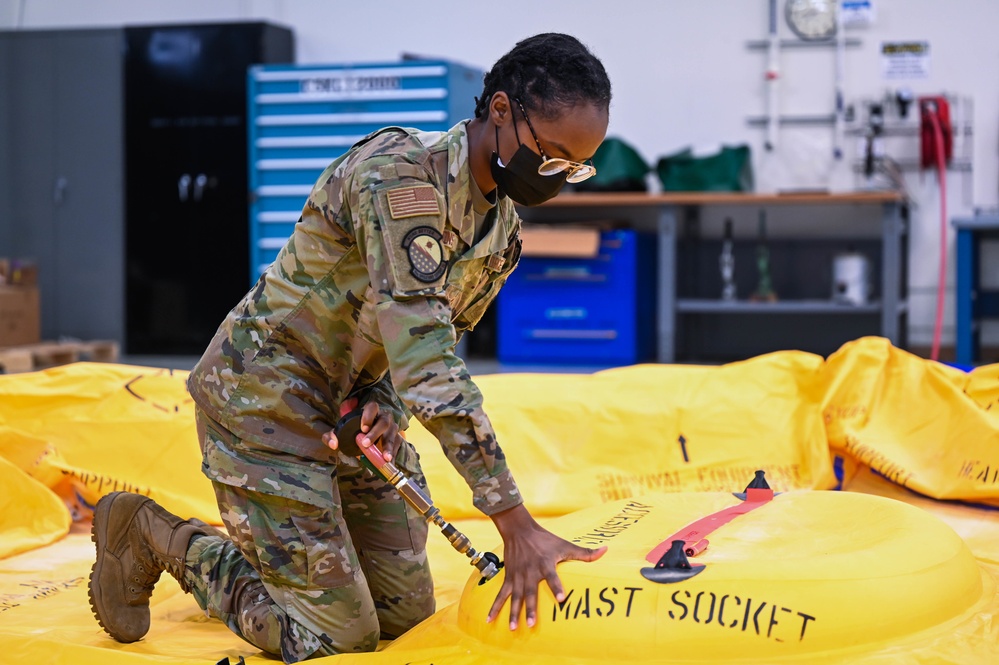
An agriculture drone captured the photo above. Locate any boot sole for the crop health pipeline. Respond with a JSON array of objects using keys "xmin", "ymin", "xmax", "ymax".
[{"xmin": 88, "ymin": 491, "xmax": 143, "ymax": 642}]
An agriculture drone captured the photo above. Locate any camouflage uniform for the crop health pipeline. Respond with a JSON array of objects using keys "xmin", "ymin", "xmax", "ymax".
[{"xmin": 185, "ymin": 121, "xmax": 523, "ymax": 661}]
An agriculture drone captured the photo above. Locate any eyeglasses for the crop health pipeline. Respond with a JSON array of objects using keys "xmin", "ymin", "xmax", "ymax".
[{"xmin": 513, "ymin": 97, "xmax": 597, "ymax": 184}]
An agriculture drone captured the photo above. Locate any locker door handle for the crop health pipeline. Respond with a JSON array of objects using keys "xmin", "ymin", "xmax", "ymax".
[
  {"xmin": 193, "ymin": 173, "xmax": 208, "ymax": 202},
  {"xmin": 53, "ymin": 177, "xmax": 68, "ymax": 205},
  {"xmin": 178, "ymin": 174, "xmax": 191, "ymax": 202}
]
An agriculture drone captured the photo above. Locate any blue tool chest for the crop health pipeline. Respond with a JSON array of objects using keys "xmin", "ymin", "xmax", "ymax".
[
  {"xmin": 247, "ymin": 59, "xmax": 482, "ymax": 283},
  {"xmin": 497, "ymin": 229, "xmax": 657, "ymax": 366}
]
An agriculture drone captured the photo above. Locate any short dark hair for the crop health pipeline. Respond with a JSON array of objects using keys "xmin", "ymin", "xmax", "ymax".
[{"xmin": 473, "ymin": 33, "xmax": 611, "ymax": 121}]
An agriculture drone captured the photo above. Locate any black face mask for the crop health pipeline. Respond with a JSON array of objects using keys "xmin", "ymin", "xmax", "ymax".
[{"xmin": 490, "ymin": 125, "xmax": 567, "ymax": 206}]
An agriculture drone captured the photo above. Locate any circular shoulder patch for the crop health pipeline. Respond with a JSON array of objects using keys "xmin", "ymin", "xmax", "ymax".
[{"xmin": 402, "ymin": 226, "xmax": 446, "ymax": 283}]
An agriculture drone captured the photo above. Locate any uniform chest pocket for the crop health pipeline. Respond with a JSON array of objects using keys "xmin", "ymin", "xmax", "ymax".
[
  {"xmin": 446, "ymin": 239, "xmax": 520, "ymax": 326},
  {"xmin": 443, "ymin": 258, "xmax": 488, "ymax": 318},
  {"xmin": 456, "ymin": 281, "xmax": 501, "ymax": 332},
  {"xmin": 444, "ymin": 282, "xmax": 465, "ymax": 314},
  {"xmin": 449, "ymin": 271, "xmax": 505, "ymax": 332}
]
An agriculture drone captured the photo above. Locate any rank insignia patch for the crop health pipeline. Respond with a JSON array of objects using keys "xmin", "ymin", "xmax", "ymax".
[
  {"xmin": 487, "ymin": 254, "xmax": 507, "ymax": 272},
  {"xmin": 403, "ymin": 226, "xmax": 446, "ymax": 283},
  {"xmin": 387, "ymin": 185, "xmax": 440, "ymax": 219}
]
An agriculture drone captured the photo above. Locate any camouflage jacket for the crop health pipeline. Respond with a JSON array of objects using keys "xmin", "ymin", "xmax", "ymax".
[{"xmin": 187, "ymin": 121, "xmax": 523, "ymax": 515}]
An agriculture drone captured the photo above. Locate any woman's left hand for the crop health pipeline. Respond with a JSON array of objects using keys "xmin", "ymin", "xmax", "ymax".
[{"xmin": 487, "ymin": 503, "xmax": 607, "ymax": 630}]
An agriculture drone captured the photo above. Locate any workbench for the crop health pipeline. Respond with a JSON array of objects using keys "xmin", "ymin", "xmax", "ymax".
[
  {"xmin": 518, "ymin": 191, "xmax": 908, "ymax": 363},
  {"xmin": 953, "ymin": 215, "xmax": 999, "ymax": 365}
]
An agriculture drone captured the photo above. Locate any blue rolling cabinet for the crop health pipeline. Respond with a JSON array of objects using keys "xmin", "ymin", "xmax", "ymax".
[
  {"xmin": 954, "ymin": 215, "xmax": 999, "ymax": 365},
  {"xmin": 497, "ymin": 229, "xmax": 657, "ymax": 366},
  {"xmin": 247, "ymin": 60, "xmax": 482, "ymax": 282}
]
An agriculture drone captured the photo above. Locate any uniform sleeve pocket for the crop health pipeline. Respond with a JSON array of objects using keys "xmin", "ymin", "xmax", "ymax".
[{"xmin": 374, "ymin": 185, "xmax": 449, "ymax": 296}]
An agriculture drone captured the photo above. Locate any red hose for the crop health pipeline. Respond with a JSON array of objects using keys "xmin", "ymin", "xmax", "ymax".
[{"xmin": 926, "ymin": 109, "xmax": 947, "ymax": 361}]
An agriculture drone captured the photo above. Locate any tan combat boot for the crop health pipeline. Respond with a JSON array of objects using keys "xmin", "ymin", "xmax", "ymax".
[{"xmin": 88, "ymin": 491, "xmax": 219, "ymax": 642}]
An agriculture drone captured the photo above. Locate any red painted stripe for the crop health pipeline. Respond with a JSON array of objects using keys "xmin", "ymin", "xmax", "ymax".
[{"xmin": 645, "ymin": 489, "xmax": 775, "ymax": 563}]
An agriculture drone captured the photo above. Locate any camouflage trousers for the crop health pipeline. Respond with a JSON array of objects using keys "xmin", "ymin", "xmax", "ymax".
[{"xmin": 184, "ymin": 409, "xmax": 435, "ymax": 663}]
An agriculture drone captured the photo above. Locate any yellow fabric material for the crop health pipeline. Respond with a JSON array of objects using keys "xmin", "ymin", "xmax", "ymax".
[
  {"xmin": 0, "ymin": 337, "xmax": 997, "ymax": 664},
  {"xmin": 0, "ymin": 453, "xmax": 70, "ymax": 559},
  {"xmin": 409, "ymin": 348, "xmax": 836, "ymax": 519},
  {"xmin": 0, "ymin": 363, "xmax": 218, "ymax": 524},
  {"xmin": 362, "ymin": 491, "xmax": 998, "ymax": 665},
  {"xmin": 821, "ymin": 337, "xmax": 999, "ymax": 505}
]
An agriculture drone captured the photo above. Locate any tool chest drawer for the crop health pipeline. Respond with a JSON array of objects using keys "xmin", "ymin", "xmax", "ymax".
[
  {"xmin": 247, "ymin": 60, "xmax": 482, "ymax": 283},
  {"xmin": 497, "ymin": 229, "xmax": 656, "ymax": 365}
]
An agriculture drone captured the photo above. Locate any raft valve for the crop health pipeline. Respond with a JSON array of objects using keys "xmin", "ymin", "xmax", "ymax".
[
  {"xmin": 746, "ymin": 470, "xmax": 771, "ymax": 490},
  {"xmin": 641, "ymin": 540, "xmax": 705, "ymax": 584},
  {"xmin": 734, "ymin": 469, "xmax": 773, "ymax": 500}
]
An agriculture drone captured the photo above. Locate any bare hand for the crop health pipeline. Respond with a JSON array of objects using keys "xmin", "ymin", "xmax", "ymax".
[
  {"xmin": 487, "ymin": 504, "xmax": 606, "ymax": 630},
  {"xmin": 321, "ymin": 397, "xmax": 404, "ymax": 461}
]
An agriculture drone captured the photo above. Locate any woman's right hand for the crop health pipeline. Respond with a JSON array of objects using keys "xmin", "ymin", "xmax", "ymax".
[{"xmin": 322, "ymin": 398, "xmax": 404, "ymax": 461}]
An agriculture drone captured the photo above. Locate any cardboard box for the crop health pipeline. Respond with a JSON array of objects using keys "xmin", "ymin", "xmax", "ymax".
[
  {"xmin": 0, "ymin": 258, "xmax": 38, "ymax": 286},
  {"xmin": 519, "ymin": 225, "xmax": 603, "ymax": 258},
  {"xmin": 0, "ymin": 258, "xmax": 41, "ymax": 348},
  {"xmin": 0, "ymin": 286, "xmax": 41, "ymax": 348}
]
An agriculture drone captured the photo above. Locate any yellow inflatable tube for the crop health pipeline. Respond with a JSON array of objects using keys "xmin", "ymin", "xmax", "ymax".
[{"xmin": 361, "ymin": 490, "xmax": 994, "ymax": 664}]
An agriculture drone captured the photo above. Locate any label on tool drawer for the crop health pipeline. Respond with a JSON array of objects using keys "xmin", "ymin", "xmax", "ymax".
[
  {"xmin": 301, "ymin": 74, "xmax": 401, "ymax": 94},
  {"xmin": 546, "ymin": 308, "xmax": 587, "ymax": 320}
]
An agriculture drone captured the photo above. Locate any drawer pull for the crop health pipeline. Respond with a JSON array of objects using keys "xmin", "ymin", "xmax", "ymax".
[
  {"xmin": 527, "ymin": 329, "xmax": 618, "ymax": 340},
  {"xmin": 526, "ymin": 270, "xmax": 607, "ymax": 282}
]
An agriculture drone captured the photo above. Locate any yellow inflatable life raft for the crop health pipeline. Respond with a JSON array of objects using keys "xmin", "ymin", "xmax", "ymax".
[{"xmin": 375, "ymin": 488, "xmax": 994, "ymax": 664}]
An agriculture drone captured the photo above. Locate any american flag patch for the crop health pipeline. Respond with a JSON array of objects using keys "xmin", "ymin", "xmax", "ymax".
[{"xmin": 386, "ymin": 186, "xmax": 440, "ymax": 219}]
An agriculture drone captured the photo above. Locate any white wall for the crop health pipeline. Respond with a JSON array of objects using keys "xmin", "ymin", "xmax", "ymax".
[{"xmin": 4, "ymin": 0, "xmax": 998, "ymax": 349}]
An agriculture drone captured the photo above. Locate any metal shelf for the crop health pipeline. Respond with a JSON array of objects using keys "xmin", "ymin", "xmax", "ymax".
[
  {"xmin": 519, "ymin": 193, "xmax": 908, "ymax": 362},
  {"xmin": 844, "ymin": 126, "xmax": 973, "ymax": 138},
  {"xmin": 745, "ymin": 38, "xmax": 862, "ymax": 50},
  {"xmin": 853, "ymin": 159, "xmax": 973, "ymax": 173},
  {"xmin": 746, "ymin": 114, "xmax": 835, "ymax": 127}
]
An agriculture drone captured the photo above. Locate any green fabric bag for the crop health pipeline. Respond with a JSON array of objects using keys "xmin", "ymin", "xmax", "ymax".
[
  {"xmin": 573, "ymin": 137, "xmax": 650, "ymax": 192},
  {"xmin": 656, "ymin": 144, "xmax": 754, "ymax": 192}
]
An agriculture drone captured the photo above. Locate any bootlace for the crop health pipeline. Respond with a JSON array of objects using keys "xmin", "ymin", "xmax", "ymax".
[
  {"xmin": 150, "ymin": 551, "xmax": 193, "ymax": 594},
  {"xmin": 128, "ymin": 552, "xmax": 163, "ymax": 601}
]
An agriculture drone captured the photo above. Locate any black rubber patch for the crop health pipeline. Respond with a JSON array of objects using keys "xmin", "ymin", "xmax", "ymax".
[
  {"xmin": 333, "ymin": 408, "xmax": 365, "ymax": 458},
  {"xmin": 640, "ymin": 565, "xmax": 705, "ymax": 584}
]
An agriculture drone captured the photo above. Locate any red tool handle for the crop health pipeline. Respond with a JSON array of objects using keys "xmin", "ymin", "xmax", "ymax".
[{"xmin": 359, "ymin": 438, "xmax": 390, "ymax": 471}]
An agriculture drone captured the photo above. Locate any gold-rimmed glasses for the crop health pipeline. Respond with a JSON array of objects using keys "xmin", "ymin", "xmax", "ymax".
[{"xmin": 513, "ymin": 97, "xmax": 597, "ymax": 183}]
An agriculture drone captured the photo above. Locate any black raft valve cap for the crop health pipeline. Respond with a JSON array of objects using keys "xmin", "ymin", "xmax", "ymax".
[{"xmin": 640, "ymin": 540, "xmax": 705, "ymax": 584}]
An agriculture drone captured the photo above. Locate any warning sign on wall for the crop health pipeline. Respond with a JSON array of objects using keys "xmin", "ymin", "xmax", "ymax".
[{"xmin": 881, "ymin": 41, "xmax": 930, "ymax": 80}]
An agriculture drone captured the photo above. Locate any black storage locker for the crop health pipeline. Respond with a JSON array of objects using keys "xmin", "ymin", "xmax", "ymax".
[
  {"xmin": 0, "ymin": 23, "xmax": 294, "ymax": 355},
  {"xmin": 124, "ymin": 23, "xmax": 294, "ymax": 354}
]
